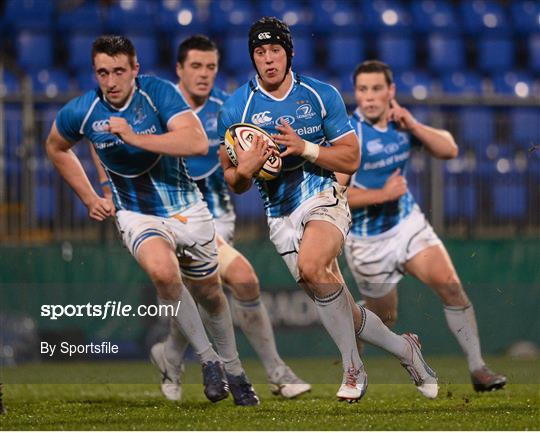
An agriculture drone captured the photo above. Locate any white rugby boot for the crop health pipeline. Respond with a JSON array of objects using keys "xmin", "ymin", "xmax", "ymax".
[
  {"xmin": 400, "ymin": 333, "xmax": 439, "ymax": 399},
  {"xmin": 150, "ymin": 342, "xmax": 184, "ymax": 401},
  {"xmin": 336, "ymin": 365, "xmax": 368, "ymax": 403},
  {"xmin": 268, "ymin": 365, "xmax": 311, "ymax": 399}
]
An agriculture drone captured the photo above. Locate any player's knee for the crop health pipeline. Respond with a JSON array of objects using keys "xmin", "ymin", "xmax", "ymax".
[
  {"xmin": 229, "ymin": 278, "xmax": 260, "ymax": 301},
  {"xmin": 298, "ymin": 259, "xmax": 328, "ymax": 285},
  {"xmin": 193, "ymin": 282, "xmax": 225, "ymax": 313},
  {"xmin": 439, "ymin": 274, "xmax": 467, "ymax": 305},
  {"xmin": 147, "ymin": 265, "xmax": 181, "ymax": 291}
]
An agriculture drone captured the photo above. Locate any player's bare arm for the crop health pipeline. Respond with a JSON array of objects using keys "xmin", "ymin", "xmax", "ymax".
[
  {"xmin": 88, "ymin": 143, "xmax": 115, "ymax": 217},
  {"xmin": 389, "ymin": 99, "xmax": 458, "ymax": 160},
  {"xmin": 340, "ymin": 168, "xmax": 408, "ymax": 209},
  {"xmin": 107, "ymin": 112, "xmax": 208, "ymax": 157},
  {"xmin": 45, "ymin": 122, "xmax": 112, "ymax": 221},
  {"xmin": 220, "ymin": 135, "xmax": 273, "ymax": 194},
  {"xmin": 273, "ymin": 120, "xmax": 360, "ymax": 174}
]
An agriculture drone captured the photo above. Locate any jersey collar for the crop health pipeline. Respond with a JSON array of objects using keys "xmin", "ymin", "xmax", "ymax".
[
  {"xmin": 255, "ymin": 70, "xmax": 296, "ymax": 101},
  {"xmin": 355, "ymin": 107, "xmax": 390, "ymax": 132}
]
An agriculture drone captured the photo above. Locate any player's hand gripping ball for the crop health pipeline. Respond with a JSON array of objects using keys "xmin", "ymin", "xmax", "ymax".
[{"xmin": 224, "ymin": 123, "xmax": 282, "ymax": 181}]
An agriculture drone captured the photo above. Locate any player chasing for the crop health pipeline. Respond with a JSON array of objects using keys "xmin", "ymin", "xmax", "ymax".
[
  {"xmin": 148, "ymin": 34, "xmax": 310, "ymax": 401},
  {"xmin": 45, "ymin": 35, "xmax": 259, "ymax": 405},
  {"xmin": 218, "ymin": 17, "xmax": 438, "ymax": 402},
  {"xmin": 338, "ymin": 60, "xmax": 506, "ymax": 392}
]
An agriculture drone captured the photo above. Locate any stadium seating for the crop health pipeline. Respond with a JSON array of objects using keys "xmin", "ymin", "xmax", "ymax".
[
  {"xmin": 376, "ymin": 34, "xmax": 415, "ymax": 72},
  {"xmin": 427, "ymin": 33, "xmax": 465, "ymax": 72},
  {"xmin": 223, "ymin": 35, "xmax": 253, "ymax": 73},
  {"xmin": 327, "ymin": 37, "xmax": 365, "ymax": 71},
  {"xmin": 3, "ymin": 0, "xmax": 54, "ymax": 31},
  {"xmin": 459, "ymin": 0, "xmax": 510, "ymax": 35},
  {"xmin": 16, "ymin": 32, "xmax": 53, "ymax": 73},
  {"xmin": 491, "ymin": 71, "xmax": 535, "ymax": 96},
  {"xmin": 393, "ymin": 70, "xmax": 433, "ymax": 98},
  {"xmin": 125, "ymin": 35, "xmax": 159, "ymax": 71},
  {"xmin": 29, "ymin": 69, "xmax": 72, "ymax": 96},
  {"xmin": 440, "ymin": 71, "xmax": 483, "ymax": 95},
  {"xmin": 444, "ymin": 174, "xmax": 477, "ymax": 220},
  {"xmin": 311, "ymin": 0, "xmax": 358, "ymax": 34},
  {"xmin": 509, "ymin": 108, "xmax": 540, "ymax": 147},
  {"xmin": 510, "ymin": 0, "xmax": 540, "ymax": 34},
  {"xmin": 410, "ymin": 0, "xmax": 458, "ymax": 33},
  {"xmin": 157, "ymin": 0, "xmax": 207, "ymax": 35},
  {"xmin": 57, "ymin": 3, "xmax": 105, "ymax": 34},
  {"xmin": 261, "ymin": 0, "xmax": 313, "ymax": 33},
  {"xmin": 67, "ymin": 34, "xmax": 99, "ymax": 72},
  {"xmin": 360, "ymin": 0, "xmax": 412, "ymax": 32},
  {"xmin": 457, "ymin": 107, "xmax": 495, "ymax": 154},
  {"xmin": 477, "ymin": 36, "xmax": 514, "ymax": 72},
  {"xmin": 105, "ymin": 0, "xmax": 157, "ymax": 33},
  {"xmin": 0, "ymin": 70, "xmax": 20, "ymax": 94},
  {"xmin": 528, "ymin": 33, "xmax": 540, "ymax": 72},
  {"xmin": 209, "ymin": 0, "xmax": 256, "ymax": 33}
]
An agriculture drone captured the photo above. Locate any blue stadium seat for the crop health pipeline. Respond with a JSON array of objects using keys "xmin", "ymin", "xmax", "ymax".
[
  {"xmin": 223, "ymin": 36, "xmax": 253, "ymax": 73},
  {"xmin": 106, "ymin": 0, "xmax": 157, "ymax": 33},
  {"xmin": 528, "ymin": 33, "xmax": 540, "ymax": 73},
  {"xmin": 311, "ymin": 0, "xmax": 358, "ymax": 34},
  {"xmin": 261, "ymin": 0, "xmax": 313, "ymax": 33},
  {"xmin": 410, "ymin": 0, "xmax": 458, "ymax": 33},
  {"xmin": 360, "ymin": 0, "xmax": 412, "ymax": 32},
  {"xmin": 68, "ymin": 34, "xmax": 99, "ymax": 71},
  {"xmin": 393, "ymin": 70, "xmax": 433, "ymax": 98},
  {"xmin": 30, "ymin": 69, "xmax": 72, "ymax": 96},
  {"xmin": 16, "ymin": 32, "xmax": 53, "ymax": 72},
  {"xmin": 4, "ymin": 0, "xmax": 53, "ymax": 31},
  {"xmin": 457, "ymin": 107, "xmax": 495, "ymax": 154},
  {"xmin": 3, "ymin": 106, "xmax": 23, "ymax": 159},
  {"xmin": 511, "ymin": 1, "xmax": 540, "ymax": 34},
  {"xmin": 444, "ymin": 174, "xmax": 476, "ymax": 220},
  {"xmin": 491, "ymin": 71, "xmax": 535, "ymax": 96},
  {"xmin": 441, "ymin": 71, "xmax": 483, "ymax": 95},
  {"xmin": 0, "ymin": 70, "xmax": 20, "ymax": 94},
  {"xmin": 427, "ymin": 33, "xmax": 465, "ymax": 73},
  {"xmin": 509, "ymin": 108, "xmax": 540, "ymax": 147},
  {"xmin": 291, "ymin": 37, "xmax": 315, "ymax": 71},
  {"xmin": 209, "ymin": 0, "xmax": 256, "ymax": 33},
  {"xmin": 57, "ymin": 3, "xmax": 105, "ymax": 33},
  {"xmin": 327, "ymin": 37, "xmax": 364, "ymax": 71},
  {"xmin": 145, "ymin": 67, "xmax": 176, "ymax": 84},
  {"xmin": 460, "ymin": 0, "xmax": 510, "ymax": 34},
  {"xmin": 34, "ymin": 158, "xmax": 56, "ymax": 222},
  {"xmin": 76, "ymin": 71, "xmax": 98, "ymax": 92},
  {"xmin": 231, "ymin": 187, "xmax": 265, "ymax": 220},
  {"xmin": 477, "ymin": 36, "xmax": 514, "ymax": 72},
  {"xmin": 376, "ymin": 34, "xmax": 415, "ymax": 72},
  {"xmin": 157, "ymin": 0, "xmax": 207, "ymax": 35},
  {"xmin": 491, "ymin": 174, "xmax": 528, "ymax": 220},
  {"xmin": 127, "ymin": 35, "xmax": 159, "ymax": 71}
]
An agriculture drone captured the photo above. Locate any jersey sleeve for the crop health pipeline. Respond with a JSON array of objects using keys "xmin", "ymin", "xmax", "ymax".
[
  {"xmin": 55, "ymin": 98, "xmax": 85, "ymax": 142},
  {"xmin": 321, "ymin": 85, "xmax": 354, "ymax": 142},
  {"xmin": 217, "ymin": 102, "xmax": 236, "ymax": 143},
  {"xmin": 148, "ymin": 77, "xmax": 192, "ymax": 126}
]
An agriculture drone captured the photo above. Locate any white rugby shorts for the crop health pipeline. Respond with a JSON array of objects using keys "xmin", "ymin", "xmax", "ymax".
[
  {"xmin": 268, "ymin": 182, "xmax": 351, "ymax": 282},
  {"xmin": 345, "ymin": 205, "xmax": 442, "ymax": 298},
  {"xmin": 115, "ymin": 200, "xmax": 218, "ymax": 280}
]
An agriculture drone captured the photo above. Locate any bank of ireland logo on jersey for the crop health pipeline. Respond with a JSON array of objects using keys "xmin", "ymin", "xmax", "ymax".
[
  {"xmin": 296, "ymin": 103, "xmax": 315, "ymax": 120},
  {"xmin": 275, "ymin": 115, "xmax": 295, "ymax": 126},
  {"xmin": 92, "ymin": 119, "xmax": 109, "ymax": 133},
  {"xmin": 251, "ymin": 111, "xmax": 272, "ymax": 126}
]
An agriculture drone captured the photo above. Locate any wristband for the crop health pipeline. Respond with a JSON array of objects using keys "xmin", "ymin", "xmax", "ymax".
[
  {"xmin": 100, "ymin": 180, "xmax": 111, "ymax": 188},
  {"xmin": 301, "ymin": 140, "xmax": 320, "ymax": 163}
]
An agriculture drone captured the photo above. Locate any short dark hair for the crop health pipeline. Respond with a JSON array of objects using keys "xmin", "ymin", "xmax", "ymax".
[
  {"xmin": 177, "ymin": 35, "xmax": 218, "ymax": 65},
  {"xmin": 353, "ymin": 60, "xmax": 394, "ymax": 87},
  {"xmin": 92, "ymin": 35, "xmax": 137, "ymax": 67}
]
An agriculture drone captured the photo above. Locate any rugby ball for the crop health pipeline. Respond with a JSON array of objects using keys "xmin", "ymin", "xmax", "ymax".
[{"xmin": 224, "ymin": 123, "xmax": 282, "ymax": 181}]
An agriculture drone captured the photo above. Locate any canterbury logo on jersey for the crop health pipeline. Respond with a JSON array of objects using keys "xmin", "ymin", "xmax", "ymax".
[
  {"xmin": 251, "ymin": 111, "xmax": 272, "ymax": 125},
  {"xmin": 92, "ymin": 119, "xmax": 109, "ymax": 132}
]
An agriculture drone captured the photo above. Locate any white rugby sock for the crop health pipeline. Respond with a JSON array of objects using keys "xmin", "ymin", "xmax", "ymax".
[
  {"xmin": 163, "ymin": 320, "xmax": 189, "ymax": 367},
  {"xmin": 355, "ymin": 304, "xmax": 408, "ymax": 359},
  {"xmin": 444, "ymin": 304, "xmax": 485, "ymax": 372},
  {"xmin": 198, "ymin": 300, "xmax": 244, "ymax": 376},
  {"xmin": 314, "ymin": 286, "xmax": 364, "ymax": 372},
  {"xmin": 158, "ymin": 289, "xmax": 218, "ymax": 364},
  {"xmin": 231, "ymin": 296, "xmax": 285, "ymax": 376}
]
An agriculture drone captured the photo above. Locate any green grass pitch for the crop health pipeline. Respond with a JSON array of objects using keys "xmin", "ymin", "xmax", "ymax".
[{"xmin": 1, "ymin": 356, "xmax": 538, "ymax": 430}]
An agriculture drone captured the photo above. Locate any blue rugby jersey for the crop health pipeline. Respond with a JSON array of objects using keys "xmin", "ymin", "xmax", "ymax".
[
  {"xmin": 349, "ymin": 108, "xmax": 420, "ymax": 238},
  {"xmin": 55, "ymin": 75, "xmax": 201, "ymax": 217},
  {"xmin": 217, "ymin": 72, "xmax": 354, "ymax": 217},
  {"xmin": 183, "ymin": 87, "xmax": 234, "ymax": 218}
]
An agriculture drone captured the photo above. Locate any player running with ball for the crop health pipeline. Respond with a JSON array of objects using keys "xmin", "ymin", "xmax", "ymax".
[{"xmin": 218, "ymin": 17, "xmax": 438, "ymax": 402}]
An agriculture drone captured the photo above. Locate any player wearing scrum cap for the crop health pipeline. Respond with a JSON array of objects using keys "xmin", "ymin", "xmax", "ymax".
[
  {"xmin": 150, "ymin": 34, "xmax": 310, "ymax": 401},
  {"xmin": 218, "ymin": 17, "xmax": 438, "ymax": 402}
]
